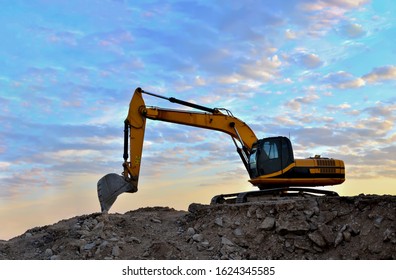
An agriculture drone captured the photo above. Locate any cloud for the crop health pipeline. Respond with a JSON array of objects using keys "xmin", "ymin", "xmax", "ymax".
[
  {"xmin": 295, "ymin": 127, "xmax": 345, "ymax": 147},
  {"xmin": 363, "ymin": 102, "xmax": 396, "ymax": 119},
  {"xmin": 0, "ymin": 161, "xmax": 11, "ymax": 171},
  {"xmin": 291, "ymin": 131, "xmax": 395, "ymax": 180},
  {"xmin": 327, "ymin": 103, "xmax": 351, "ymax": 111},
  {"xmin": 299, "ymin": 0, "xmax": 369, "ymax": 11},
  {"xmin": 144, "ymin": 123, "xmax": 208, "ymax": 145},
  {"xmin": 362, "ymin": 65, "xmax": 396, "ymax": 83},
  {"xmin": 300, "ymin": 53, "xmax": 323, "ymax": 69},
  {"xmin": 323, "ymin": 71, "xmax": 365, "ymax": 88},
  {"xmin": 0, "ymin": 167, "xmax": 57, "ymax": 199},
  {"xmin": 284, "ymin": 93, "xmax": 320, "ymax": 112},
  {"xmin": 351, "ymin": 118, "xmax": 393, "ymax": 137},
  {"xmin": 139, "ymin": 131, "xmax": 240, "ymax": 179},
  {"xmin": 240, "ymin": 55, "xmax": 282, "ymax": 81},
  {"xmin": 285, "ymin": 29, "xmax": 297, "ymax": 40},
  {"xmin": 297, "ymin": 0, "xmax": 370, "ymax": 36},
  {"xmin": 1, "ymin": 114, "xmax": 121, "ymax": 162},
  {"xmin": 323, "ymin": 0, "xmax": 370, "ymax": 9},
  {"xmin": 96, "ymin": 30, "xmax": 134, "ymax": 47},
  {"xmin": 291, "ymin": 50, "xmax": 324, "ymax": 69},
  {"xmin": 322, "ymin": 66, "xmax": 396, "ymax": 90},
  {"xmin": 338, "ymin": 22, "xmax": 367, "ymax": 38}
]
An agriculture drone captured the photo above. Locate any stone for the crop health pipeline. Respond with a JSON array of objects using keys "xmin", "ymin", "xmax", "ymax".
[
  {"xmin": 348, "ymin": 223, "xmax": 361, "ymax": 236},
  {"xmin": 186, "ymin": 227, "xmax": 195, "ymax": 236},
  {"xmin": 214, "ymin": 217, "xmax": 223, "ymax": 227},
  {"xmin": 275, "ymin": 200, "xmax": 296, "ymax": 212},
  {"xmin": 83, "ymin": 243, "xmax": 96, "ymax": 251},
  {"xmin": 276, "ymin": 219, "xmax": 310, "ymax": 235},
  {"xmin": 192, "ymin": 234, "xmax": 204, "ymax": 242},
  {"xmin": 221, "ymin": 237, "xmax": 234, "ymax": 246},
  {"xmin": 100, "ymin": 240, "xmax": 109, "ymax": 249},
  {"xmin": 93, "ymin": 221, "xmax": 105, "ymax": 232},
  {"xmin": 259, "ymin": 217, "xmax": 275, "ymax": 230},
  {"xmin": 112, "ymin": 245, "xmax": 121, "ymax": 257},
  {"xmin": 247, "ymin": 205, "xmax": 258, "ymax": 218},
  {"xmin": 233, "ymin": 228, "xmax": 243, "ymax": 237},
  {"xmin": 318, "ymin": 224, "xmax": 335, "ymax": 245},
  {"xmin": 368, "ymin": 242, "xmax": 382, "ymax": 254},
  {"xmin": 294, "ymin": 238, "xmax": 312, "ymax": 252},
  {"xmin": 304, "ymin": 210, "xmax": 315, "ymax": 218},
  {"xmin": 313, "ymin": 207, "xmax": 320, "ymax": 215},
  {"xmin": 383, "ymin": 228, "xmax": 395, "ymax": 242},
  {"xmin": 72, "ymin": 224, "xmax": 81, "ymax": 230},
  {"xmin": 374, "ymin": 216, "xmax": 384, "ymax": 228},
  {"xmin": 334, "ymin": 232, "xmax": 344, "ymax": 248},
  {"xmin": 197, "ymin": 240, "xmax": 210, "ymax": 251},
  {"xmin": 343, "ymin": 231, "xmax": 351, "ymax": 242},
  {"xmin": 77, "ymin": 230, "xmax": 91, "ymax": 237},
  {"xmin": 94, "ymin": 246, "xmax": 102, "ymax": 257},
  {"xmin": 284, "ymin": 240, "xmax": 294, "ymax": 253},
  {"xmin": 188, "ymin": 203, "xmax": 205, "ymax": 214},
  {"xmin": 151, "ymin": 218, "xmax": 162, "ymax": 224},
  {"xmin": 142, "ymin": 251, "xmax": 150, "ymax": 257},
  {"xmin": 308, "ymin": 232, "xmax": 327, "ymax": 247},
  {"xmin": 319, "ymin": 211, "xmax": 338, "ymax": 224},
  {"xmin": 44, "ymin": 248, "xmax": 53, "ymax": 257},
  {"xmin": 126, "ymin": 236, "xmax": 141, "ymax": 244},
  {"xmin": 256, "ymin": 208, "xmax": 265, "ymax": 219}
]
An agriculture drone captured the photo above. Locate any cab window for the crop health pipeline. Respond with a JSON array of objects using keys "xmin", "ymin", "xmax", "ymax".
[{"xmin": 262, "ymin": 141, "xmax": 279, "ymax": 159}]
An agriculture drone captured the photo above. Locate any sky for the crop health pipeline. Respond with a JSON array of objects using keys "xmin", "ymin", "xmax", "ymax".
[{"xmin": 0, "ymin": 0, "xmax": 395, "ymax": 240}]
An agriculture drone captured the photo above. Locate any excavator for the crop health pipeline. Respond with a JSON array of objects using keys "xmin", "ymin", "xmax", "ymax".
[{"xmin": 97, "ymin": 87, "xmax": 345, "ymax": 212}]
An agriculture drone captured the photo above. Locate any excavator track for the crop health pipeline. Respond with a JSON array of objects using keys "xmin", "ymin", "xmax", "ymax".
[{"xmin": 210, "ymin": 187, "xmax": 339, "ymax": 205}]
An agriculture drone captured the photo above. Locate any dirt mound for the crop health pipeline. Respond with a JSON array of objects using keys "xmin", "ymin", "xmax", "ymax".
[{"xmin": 1, "ymin": 195, "xmax": 395, "ymax": 260}]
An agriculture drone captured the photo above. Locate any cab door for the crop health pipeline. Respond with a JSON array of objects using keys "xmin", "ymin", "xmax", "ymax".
[{"xmin": 253, "ymin": 136, "xmax": 294, "ymax": 177}]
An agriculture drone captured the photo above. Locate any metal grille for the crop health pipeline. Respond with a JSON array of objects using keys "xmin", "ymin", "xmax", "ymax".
[{"xmin": 317, "ymin": 159, "xmax": 336, "ymax": 173}]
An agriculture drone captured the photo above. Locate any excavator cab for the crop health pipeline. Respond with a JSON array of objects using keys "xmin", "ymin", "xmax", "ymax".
[
  {"xmin": 248, "ymin": 136, "xmax": 294, "ymax": 178},
  {"xmin": 248, "ymin": 136, "xmax": 345, "ymax": 189}
]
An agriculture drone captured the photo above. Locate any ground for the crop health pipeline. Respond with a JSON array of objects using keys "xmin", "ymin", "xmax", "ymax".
[{"xmin": 0, "ymin": 194, "xmax": 395, "ymax": 260}]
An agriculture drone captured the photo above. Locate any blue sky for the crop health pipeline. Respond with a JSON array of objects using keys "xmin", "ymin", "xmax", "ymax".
[{"xmin": 1, "ymin": 0, "xmax": 395, "ymax": 240}]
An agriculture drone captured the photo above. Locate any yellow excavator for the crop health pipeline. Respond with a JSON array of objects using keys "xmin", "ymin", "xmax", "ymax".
[{"xmin": 97, "ymin": 87, "xmax": 345, "ymax": 212}]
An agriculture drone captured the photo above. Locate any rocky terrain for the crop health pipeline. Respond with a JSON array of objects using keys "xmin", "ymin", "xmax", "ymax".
[{"xmin": 0, "ymin": 194, "xmax": 395, "ymax": 260}]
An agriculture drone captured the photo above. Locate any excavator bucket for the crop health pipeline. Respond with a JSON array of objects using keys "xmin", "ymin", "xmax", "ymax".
[{"xmin": 97, "ymin": 173, "xmax": 137, "ymax": 212}]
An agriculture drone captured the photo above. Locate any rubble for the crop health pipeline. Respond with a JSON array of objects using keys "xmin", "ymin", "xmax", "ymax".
[{"xmin": 0, "ymin": 195, "xmax": 395, "ymax": 260}]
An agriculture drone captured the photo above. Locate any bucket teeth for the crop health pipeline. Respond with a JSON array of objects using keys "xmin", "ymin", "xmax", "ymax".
[{"xmin": 97, "ymin": 173, "xmax": 137, "ymax": 212}]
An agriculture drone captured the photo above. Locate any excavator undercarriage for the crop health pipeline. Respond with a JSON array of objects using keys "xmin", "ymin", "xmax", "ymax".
[
  {"xmin": 97, "ymin": 88, "xmax": 345, "ymax": 212},
  {"xmin": 211, "ymin": 187, "xmax": 339, "ymax": 205}
]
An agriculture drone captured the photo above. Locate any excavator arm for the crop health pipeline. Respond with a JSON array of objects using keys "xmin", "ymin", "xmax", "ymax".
[{"xmin": 97, "ymin": 87, "xmax": 257, "ymax": 212}]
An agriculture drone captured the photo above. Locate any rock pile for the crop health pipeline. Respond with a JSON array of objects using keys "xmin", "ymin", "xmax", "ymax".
[
  {"xmin": 0, "ymin": 195, "xmax": 395, "ymax": 260},
  {"xmin": 186, "ymin": 195, "xmax": 396, "ymax": 259}
]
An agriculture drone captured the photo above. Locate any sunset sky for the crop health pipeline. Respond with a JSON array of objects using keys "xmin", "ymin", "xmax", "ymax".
[{"xmin": 1, "ymin": 0, "xmax": 395, "ymax": 240}]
